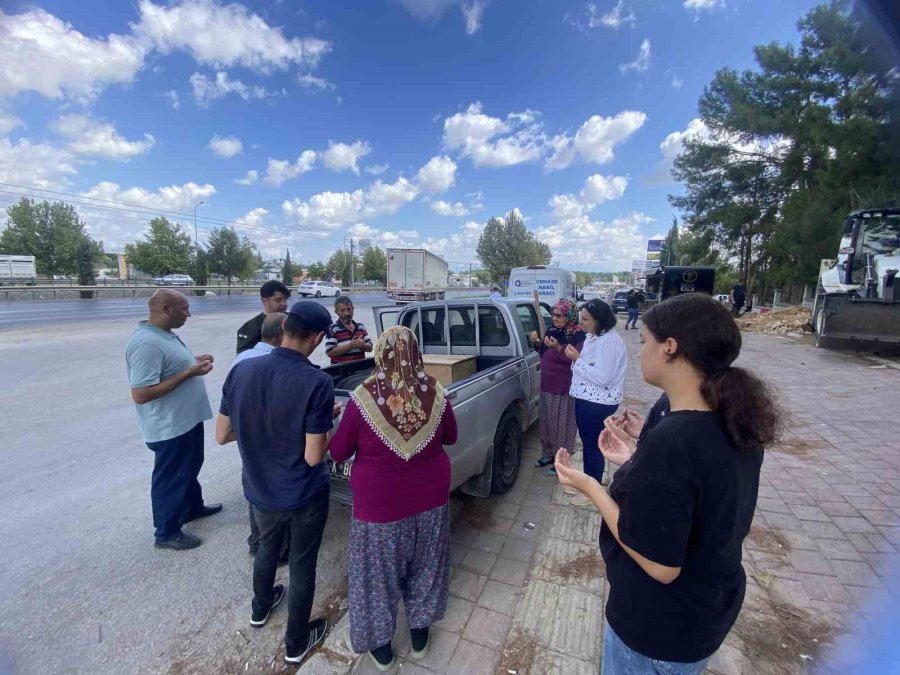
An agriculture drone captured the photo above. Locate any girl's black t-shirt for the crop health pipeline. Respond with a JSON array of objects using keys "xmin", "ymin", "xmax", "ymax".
[{"xmin": 599, "ymin": 410, "xmax": 763, "ymax": 663}]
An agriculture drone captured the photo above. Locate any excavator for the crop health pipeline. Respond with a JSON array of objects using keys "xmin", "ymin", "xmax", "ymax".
[{"xmin": 812, "ymin": 207, "xmax": 900, "ymax": 354}]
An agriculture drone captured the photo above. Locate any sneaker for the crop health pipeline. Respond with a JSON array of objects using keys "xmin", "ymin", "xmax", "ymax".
[
  {"xmin": 285, "ymin": 618, "xmax": 328, "ymax": 665},
  {"xmin": 534, "ymin": 457, "xmax": 553, "ymax": 468},
  {"xmin": 410, "ymin": 627, "xmax": 429, "ymax": 659},
  {"xmin": 250, "ymin": 584, "xmax": 285, "ymax": 627},
  {"xmin": 154, "ymin": 532, "xmax": 201, "ymax": 550},
  {"xmin": 367, "ymin": 642, "xmax": 395, "ymax": 672}
]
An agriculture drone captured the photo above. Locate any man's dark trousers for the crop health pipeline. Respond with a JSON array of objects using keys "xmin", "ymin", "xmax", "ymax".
[
  {"xmin": 146, "ymin": 423, "xmax": 205, "ymax": 540},
  {"xmin": 627, "ymin": 307, "xmax": 639, "ymax": 329},
  {"xmin": 248, "ymin": 502, "xmax": 290, "ymax": 558},
  {"xmin": 252, "ymin": 484, "xmax": 330, "ymax": 653}
]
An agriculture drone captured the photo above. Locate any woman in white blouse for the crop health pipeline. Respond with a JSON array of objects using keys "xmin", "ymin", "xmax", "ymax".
[{"xmin": 564, "ymin": 299, "xmax": 627, "ymax": 505}]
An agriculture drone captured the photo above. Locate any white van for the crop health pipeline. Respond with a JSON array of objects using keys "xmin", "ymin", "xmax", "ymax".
[{"xmin": 508, "ymin": 266, "xmax": 577, "ymax": 302}]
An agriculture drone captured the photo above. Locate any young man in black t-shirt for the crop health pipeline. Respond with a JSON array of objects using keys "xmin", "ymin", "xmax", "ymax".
[
  {"xmin": 236, "ymin": 280, "xmax": 290, "ymax": 354},
  {"xmin": 730, "ymin": 280, "xmax": 747, "ymax": 317}
]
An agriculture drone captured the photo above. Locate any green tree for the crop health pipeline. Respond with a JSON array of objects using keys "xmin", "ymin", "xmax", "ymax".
[
  {"xmin": 76, "ymin": 238, "xmax": 102, "ymax": 298},
  {"xmin": 671, "ymin": 1, "xmax": 898, "ymax": 288},
  {"xmin": 192, "ymin": 248, "xmax": 209, "ymax": 295},
  {"xmin": 326, "ymin": 249, "xmax": 355, "ymax": 285},
  {"xmin": 307, "ymin": 261, "xmax": 327, "ymax": 280},
  {"xmin": 1, "ymin": 198, "xmax": 100, "ymax": 277},
  {"xmin": 124, "ymin": 217, "xmax": 194, "ymax": 278},
  {"xmin": 476, "ymin": 210, "xmax": 552, "ymax": 284},
  {"xmin": 282, "ymin": 250, "xmax": 294, "ymax": 284},
  {"xmin": 361, "ymin": 246, "xmax": 388, "ymax": 284},
  {"xmin": 207, "ymin": 227, "xmax": 257, "ymax": 284},
  {"xmin": 574, "ymin": 271, "xmax": 593, "ymax": 288}
]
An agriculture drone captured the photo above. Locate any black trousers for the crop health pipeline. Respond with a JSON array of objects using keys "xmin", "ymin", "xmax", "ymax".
[
  {"xmin": 252, "ymin": 485, "xmax": 330, "ymax": 653},
  {"xmin": 145, "ymin": 423, "xmax": 205, "ymax": 540},
  {"xmin": 248, "ymin": 502, "xmax": 290, "ymax": 558}
]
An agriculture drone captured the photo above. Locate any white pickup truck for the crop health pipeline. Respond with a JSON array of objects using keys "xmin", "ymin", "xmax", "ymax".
[{"xmin": 323, "ymin": 297, "xmax": 552, "ymax": 502}]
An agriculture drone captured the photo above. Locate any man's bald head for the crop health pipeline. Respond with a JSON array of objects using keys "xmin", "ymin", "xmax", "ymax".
[
  {"xmin": 148, "ymin": 289, "xmax": 191, "ymax": 330},
  {"xmin": 261, "ymin": 312, "xmax": 286, "ymax": 346}
]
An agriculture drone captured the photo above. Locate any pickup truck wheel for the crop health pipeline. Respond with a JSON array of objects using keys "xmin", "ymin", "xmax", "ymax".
[{"xmin": 491, "ymin": 411, "xmax": 522, "ymax": 495}]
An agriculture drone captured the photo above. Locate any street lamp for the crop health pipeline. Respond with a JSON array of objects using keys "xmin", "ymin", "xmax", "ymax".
[{"xmin": 193, "ymin": 201, "xmax": 205, "ymax": 247}]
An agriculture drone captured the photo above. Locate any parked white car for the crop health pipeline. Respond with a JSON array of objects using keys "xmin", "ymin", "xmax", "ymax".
[
  {"xmin": 155, "ymin": 274, "xmax": 194, "ymax": 286},
  {"xmin": 297, "ymin": 280, "xmax": 341, "ymax": 297}
]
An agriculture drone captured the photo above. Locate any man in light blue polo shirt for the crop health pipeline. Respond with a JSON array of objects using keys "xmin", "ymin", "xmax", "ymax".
[{"xmin": 126, "ymin": 289, "xmax": 220, "ymax": 550}]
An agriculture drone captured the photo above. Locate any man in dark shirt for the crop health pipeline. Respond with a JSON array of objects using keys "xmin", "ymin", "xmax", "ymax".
[
  {"xmin": 236, "ymin": 280, "xmax": 290, "ymax": 354},
  {"xmin": 216, "ymin": 301, "xmax": 339, "ymax": 665},
  {"xmin": 325, "ymin": 295, "xmax": 373, "ymax": 364},
  {"xmin": 730, "ymin": 280, "xmax": 747, "ymax": 317},
  {"xmin": 624, "ymin": 289, "xmax": 643, "ymax": 330}
]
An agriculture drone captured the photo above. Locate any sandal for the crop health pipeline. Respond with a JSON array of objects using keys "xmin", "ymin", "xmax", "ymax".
[{"xmin": 534, "ymin": 457, "xmax": 554, "ymax": 468}]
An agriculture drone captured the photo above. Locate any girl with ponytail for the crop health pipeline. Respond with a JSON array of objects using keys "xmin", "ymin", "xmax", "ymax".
[{"xmin": 554, "ymin": 292, "xmax": 780, "ymax": 674}]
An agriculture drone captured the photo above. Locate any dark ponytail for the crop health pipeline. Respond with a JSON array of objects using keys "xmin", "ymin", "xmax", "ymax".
[{"xmin": 643, "ymin": 294, "xmax": 781, "ymax": 451}]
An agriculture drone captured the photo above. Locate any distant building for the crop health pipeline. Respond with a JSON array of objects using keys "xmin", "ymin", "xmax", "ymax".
[{"xmin": 357, "ymin": 238, "xmax": 372, "ymax": 256}]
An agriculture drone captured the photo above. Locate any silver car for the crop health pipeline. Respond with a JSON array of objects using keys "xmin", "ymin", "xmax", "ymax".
[{"xmin": 155, "ymin": 274, "xmax": 194, "ymax": 286}]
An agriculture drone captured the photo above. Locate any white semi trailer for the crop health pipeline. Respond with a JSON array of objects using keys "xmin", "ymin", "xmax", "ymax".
[{"xmin": 386, "ymin": 248, "xmax": 448, "ymax": 304}]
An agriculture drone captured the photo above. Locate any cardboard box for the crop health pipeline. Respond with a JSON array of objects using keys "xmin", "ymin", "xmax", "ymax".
[{"xmin": 422, "ymin": 354, "xmax": 476, "ymax": 386}]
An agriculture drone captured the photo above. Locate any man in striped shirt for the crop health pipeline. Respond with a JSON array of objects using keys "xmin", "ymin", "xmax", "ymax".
[{"xmin": 325, "ymin": 295, "xmax": 373, "ymax": 364}]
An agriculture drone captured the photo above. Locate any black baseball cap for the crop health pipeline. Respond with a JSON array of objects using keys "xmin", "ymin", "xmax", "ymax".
[{"xmin": 287, "ymin": 300, "xmax": 332, "ymax": 332}]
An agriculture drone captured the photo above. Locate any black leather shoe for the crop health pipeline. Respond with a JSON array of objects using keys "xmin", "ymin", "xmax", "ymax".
[
  {"xmin": 181, "ymin": 503, "xmax": 223, "ymax": 524},
  {"xmin": 154, "ymin": 532, "xmax": 202, "ymax": 550}
]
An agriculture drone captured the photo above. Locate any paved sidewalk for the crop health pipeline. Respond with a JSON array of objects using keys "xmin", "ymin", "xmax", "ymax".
[{"xmin": 301, "ymin": 328, "xmax": 900, "ymax": 675}]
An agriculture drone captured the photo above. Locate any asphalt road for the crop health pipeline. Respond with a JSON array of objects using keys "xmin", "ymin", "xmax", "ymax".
[{"xmin": 0, "ymin": 301, "xmax": 407, "ymax": 674}]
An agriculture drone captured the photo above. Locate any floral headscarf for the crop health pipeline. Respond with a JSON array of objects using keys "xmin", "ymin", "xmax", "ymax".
[
  {"xmin": 352, "ymin": 326, "xmax": 447, "ymax": 460},
  {"xmin": 546, "ymin": 298, "xmax": 583, "ymax": 341}
]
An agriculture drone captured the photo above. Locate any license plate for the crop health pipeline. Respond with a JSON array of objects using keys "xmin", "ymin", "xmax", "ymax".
[{"xmin": 329, "ymin": 460, "xmax": 352, "ymax": 479}]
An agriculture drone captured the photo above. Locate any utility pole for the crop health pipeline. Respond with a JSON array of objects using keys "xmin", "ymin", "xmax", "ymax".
[{"xmin": 193, "ymin": 200, "xmax": 205, "ymax": 247}]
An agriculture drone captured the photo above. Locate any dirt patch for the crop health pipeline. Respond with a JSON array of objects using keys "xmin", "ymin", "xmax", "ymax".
[
  {"xmin": 550, "ymin": 550, "xmax": 606, "ymax": 582},
  {"xmin": 772, "ymin": 437, "xmax": 816, "ymax": 457},
  {"xmin": 748, "ymin": 525, "xmax": 792, "ymax": 560},
  {"xmin": 495, "ymin": 630, "xmax": 539, "ymax": 675},
  {"xmin": 459, "ymin": 499, "xmax": 497, "ymax": 532},
  {"xmin": 732, "ymin": 587, "xmax": 834, "ymax": 674},
  {"xmin": 738, "ymin": 306, "xmax": 813, "ymax": 336}
]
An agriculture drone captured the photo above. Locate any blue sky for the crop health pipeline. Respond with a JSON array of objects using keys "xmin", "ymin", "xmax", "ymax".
[{"xmin": 0, "ymin": 0, "xmax": 822, "ymax": 272}]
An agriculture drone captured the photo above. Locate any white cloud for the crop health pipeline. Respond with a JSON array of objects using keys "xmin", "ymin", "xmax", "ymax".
[
  {"xmin": 346, "ymin": 219, "xmax": 485, "ymax": 264},
  {"xmin": 0, "ymin": 8, "xmax": 147, "ymax": 101},
  {"xmin": 236, "ymin": 207, "xmax": 268, "ymax": 228},
  {"xmin": 164, "ymin": 89, "xmax": 181, "ymax": 109},
  {"xmin": 398, "ymin": 0, "xmax": 490, "ymax": 34},
  {"xmin": 416, "ymin": 155, "xmax": 457, "ymax": 193},
  {"xmin": 133, "ymin": 0, "xmax": 331, "ymax": 72},
  {"xmin": 619, "ymin": 38, "xmax": 651, "ymax": 74},
  {"xmin": 671, "ymin": 75, "xmax": 684, "ymax": 89},
  {"xmin": 81, "ymin": 180, "xmax": 216, "ymax": 211},
  {"xmin": 684, "ymin": 0, "xmax": 723, "ymax": 12},
  {"xmin": 548, "ymin": 174, "xmax": 628, "ymax": 220},
  {"xmin": 322, "ymin": 140, "xmax": 371, "ymax": 175},
  {"xmin": 50, "ymin": 114, "xmax": 155, "ymax": 160},
  {"xmin": 545, "ymin": 110, "xmax": 646, "ymax": 170},
  {"xmin": 235, "ymin": 169, "xmax": 258, "ymax": 185},
  {"xmin": 460, "ymin": 2, "xmax": 486, "ymax": 34},
  {"xmin": 443, "ymin": 102, "xmax": 543, "ymax": 168},
  {"xmin": 297, "ymin": 73, "xmax": 335, "ymax": 90},
  {"xmin": 537, "ymin": 211, "xmax": 653, "ymax": 271},
  {"xmin": 656, "ymin": 118, "xmax": 711, "ymax": 181},
  {"xmin": 282, "ymin": 177, "xmax": 421, "ymax": 231},
  {"xmin": 0, "ymin": 137, "xmax": 78, "ymax": 189},
  {"xmin": 0, "ymin": 112, "xmax": 25, "ymax": 136},
  {"xmin": 597, "ymin": 1, "xmax": 636, "ymax": 29},
  {"xmin": 431, "ymin": 200, "xmax": 470, "ymax": 217},
  {"xmin": 365, "ymin": 163, "xmax": 389, "ymax": 175},
  {"xmin": 207, "ymin": 134, "xmax": 243, "ymax": 158},
  {"xmin": 189, "ymin": 71, "xmax": 279, "ymax": 106},
  {"xmin": 263, "ymin": 150, "xmax": 317, "ymax": 187}
]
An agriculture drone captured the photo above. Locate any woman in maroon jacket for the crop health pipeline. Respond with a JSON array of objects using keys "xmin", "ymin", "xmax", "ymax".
[
  {"xmin": 529, "ymin": 298, "xmax": 585, "ymax": 479},
  {"xmin": 330, "ymin": 326, "xmax": 457, "ymax": 672}
]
